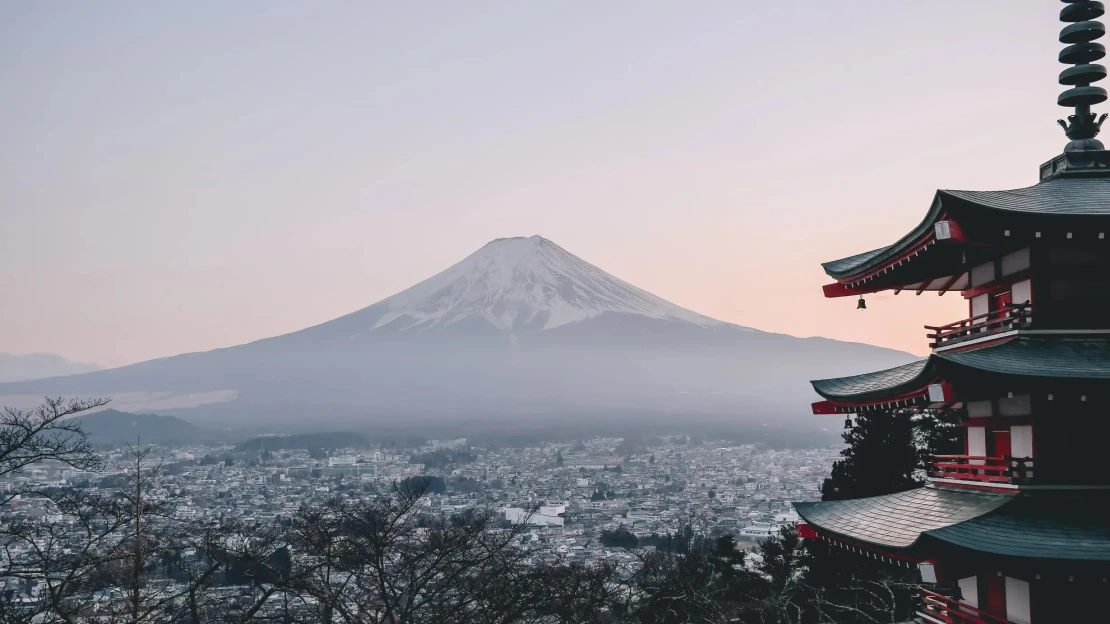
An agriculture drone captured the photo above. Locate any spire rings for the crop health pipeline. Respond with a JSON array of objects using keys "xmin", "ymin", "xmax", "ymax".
[{"xmin": 1059, "ymin": 5, "xmax": 1108, "ymax": 110}]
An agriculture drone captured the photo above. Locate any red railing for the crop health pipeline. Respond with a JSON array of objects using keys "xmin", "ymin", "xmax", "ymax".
[
  {"xmin": 928, "ymin": 455, "xmax": 1033, "ymax": 485},
  {"xmin": 925, "ymin": 304, "xmax": 1032, "ymax": 347},
  {"xmin": 919, "ymin": 588, "xmax": 1014, "ymax": 624}
]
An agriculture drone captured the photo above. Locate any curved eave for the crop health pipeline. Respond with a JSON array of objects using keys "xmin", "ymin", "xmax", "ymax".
[
  {"xmin": 822, "ymin": 177, "xmax": 1110, "ymax": 291},
  {"xmin": 821, "ymin": 218, "xmax": 970, "ymax": 298},
  {"xmin": 810, "ymin": 360, "xmax": 951, "ymax": 414},
  {"xmin": 811, "ymin": 336, "xmax": 1110, "ymax": 415},
  {"xmin": 792, "ymin": 487, "xmax": 1010, "ymax": 551},
  {"xmin": 796, "ymin": 489, "xmax": 1110, "ymax": 562},
  {"xmin": 822, "ymin": 193, "xmax": 946, "ymax": 282}
]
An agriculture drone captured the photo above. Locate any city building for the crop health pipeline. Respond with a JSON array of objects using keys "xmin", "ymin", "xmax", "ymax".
[{"xmin": 793, "ymin": 5, "xmax": 1110, "ymax": 623}]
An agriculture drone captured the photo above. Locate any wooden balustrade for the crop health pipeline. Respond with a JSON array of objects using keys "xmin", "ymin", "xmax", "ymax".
[
  {"xmin": 919, "ymin": 588, "xmax": 1016, "ymax": 624},
  {"xmin": 928, "ymin": 455, "xmax": 1033, "ymax": 485},
  {"xmin": 925, "ymin": 304, "xmax": 1032, "ymax": 347}
]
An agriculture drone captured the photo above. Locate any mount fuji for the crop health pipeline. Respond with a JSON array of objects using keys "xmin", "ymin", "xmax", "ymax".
[
  {"xmin": 0, "ymin": 236, "xmax": 915, "ymax": 432},
  {"xmin": 358, "ymin": 236, "xmax": 717, "ymax": 337}
]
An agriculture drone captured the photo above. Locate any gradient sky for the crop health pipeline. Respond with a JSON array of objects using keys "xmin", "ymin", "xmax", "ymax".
[{"xmin": 0, "ymin": 1, "xmax": 1075, "ymax": 367}]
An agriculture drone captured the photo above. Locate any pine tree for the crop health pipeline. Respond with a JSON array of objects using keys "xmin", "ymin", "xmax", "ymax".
[
  {"xmin": 794, "ymin": 407, "xmax": 964, "ymax": 622},
  {"xmin": 820, "ymin": 409, "xmax": 922, "ymax": 502},
  {"xmin": 915, "ymin": 409, "xmax": 964, "ymax": 468}
]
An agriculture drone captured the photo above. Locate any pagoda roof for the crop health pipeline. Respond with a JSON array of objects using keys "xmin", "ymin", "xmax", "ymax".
[
  {"xmin": 795, "ymin": 488, "xmax": 1110, "ymax": 561},
  {"xmin": 793, "ymin": 487, "xmax": 1009, "ymax": 549},
  {"xmin": 812, "ymin": 360, "xmax": 931, "ymax": 401},
  {"xmin": 936, "ymin": 336, "xmax": 1110, "ymax": 379},
  {"xmin": 811, "ymin": 337, "xmax": 1110, "ymax": 411},
  {"xmin": 822, "ymin": 177, "xmax": 1110, "ymax": 286},
  {"xmin": 944, "ymin": 177, "xmax": 1110, "ymax": 216},
  {"xmin": 822, "ymin": 247, "xmax": 892, "ymax": 278},
  {"xmin": 927, "ymin": 491, "xmax": 1110, "ymax": 561},
  {"xmin": 822, "ymin": 195, "xmax": 944, "ymax": 281}
]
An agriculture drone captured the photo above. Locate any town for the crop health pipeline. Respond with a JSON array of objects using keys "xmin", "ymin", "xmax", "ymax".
[{"xmin": 4, "ymin": 435, "xmax": 831, "ymax": 571}]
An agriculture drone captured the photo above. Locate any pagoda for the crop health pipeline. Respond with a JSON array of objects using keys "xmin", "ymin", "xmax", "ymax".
[{"xmin": 793, "ymin": 4, "xmax": 1110, "ymax": 623}]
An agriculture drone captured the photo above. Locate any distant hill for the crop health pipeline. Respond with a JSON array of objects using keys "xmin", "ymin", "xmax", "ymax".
[
  {"xmin": 73, "ymin": 409, "xmax": 205, "ymax": 445},
  {"xmin": 0, "ymin": 352, "xmax": 101, "ymax": 382},
  {"xmin": 235, "ymin": 432, "xmax": 371, "ymax": 452}
]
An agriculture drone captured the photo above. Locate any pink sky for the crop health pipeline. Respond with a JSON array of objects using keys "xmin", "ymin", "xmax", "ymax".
[{"xmin": 0, "ymin": 1, "xmax": 1070, "ymax": 367}]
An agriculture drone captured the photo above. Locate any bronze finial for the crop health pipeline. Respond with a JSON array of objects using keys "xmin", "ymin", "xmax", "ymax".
[{"xmin": 1058, "ymin": 3, "xmax": 1109, "ymax": 145}]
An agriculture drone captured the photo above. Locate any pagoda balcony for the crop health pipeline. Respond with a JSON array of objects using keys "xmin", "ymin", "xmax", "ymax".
[
  {"xmin": 926, "ymin": 304, "xmax": 1032, "ymax": 349},
  {"xmin": 918, "ymin": 589, "xmax": 1015, "ymax": 624},
  {"xmin": 928, "ymin": 455, "xmax": 1033, "ymax": 486}
]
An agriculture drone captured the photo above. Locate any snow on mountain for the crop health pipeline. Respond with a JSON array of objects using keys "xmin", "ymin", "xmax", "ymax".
[
  {"xmin": 368, "ymin": 236, "xmax": 721, "ymax": 335},
  {"xmin": 0, "ymin": 235, "xmax": 917, "ymax": 428}
]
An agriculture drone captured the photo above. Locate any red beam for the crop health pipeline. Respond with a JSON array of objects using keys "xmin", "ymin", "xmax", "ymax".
[
  {"xmin": 811, "ymin": 381, "xmax": 944, "ymax": 414},
  {"xmin": 796, "ymin": 523, "xmax": 819, "ymax": 539},
  {"xmin": 919, "ymin": 588, "xmax": 1016, "ymax": 624},
  {"xmin": 959, "ymin": 268, "xmax": 1032, "ymax": 300},
  {"xmin": 961, "ymin": 416, "xmax": 1032, "ymax": 428},
  {"xmin": 823, "ymin": 282, "xmax": 889, "ymax": 298},
  {"xmin": 816, "ymin": 533, "xmax": 925, "ymax": 564}
]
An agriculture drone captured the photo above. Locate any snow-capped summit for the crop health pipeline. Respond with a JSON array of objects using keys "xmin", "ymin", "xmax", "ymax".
[
  {"xmin": 366, "ymin": 235, "xmax": 719, "ymax": 335},
  {"xmin": 0, "ymin": 235, "xmax": 917, "ymax": 427}
]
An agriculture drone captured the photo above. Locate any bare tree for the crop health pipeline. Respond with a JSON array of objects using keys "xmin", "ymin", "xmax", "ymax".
[
  {"xmin": 167, "ymin": 518, "xmax": 298, "ymax": 624},
  {"xmin": 0, "ymin": 397, "xmax": 107, "ymax": 499},
  {"xmin": 286, "ymin": 478, "xmax": 605, "ymax": 624}
]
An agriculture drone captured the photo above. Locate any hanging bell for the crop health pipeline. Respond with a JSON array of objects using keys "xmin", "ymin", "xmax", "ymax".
[{"xmin": 857, "ymin": 296, "xmax": 867, "ymax": 310}]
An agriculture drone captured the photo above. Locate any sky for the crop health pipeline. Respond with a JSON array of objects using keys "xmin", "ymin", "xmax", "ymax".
[{"xmin": 0, "ymin": 1, "xmax": 1076, "ymax": 368}]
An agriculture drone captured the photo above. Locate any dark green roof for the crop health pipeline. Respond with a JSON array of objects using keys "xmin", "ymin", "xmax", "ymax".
[
  {"xmin": 944, "ymin": 178, "xmax": 1110, "ymax": 216},
  {"xmin": 811, "ymin": 337, "xmax": 1110, "ymax": 403},
  {"xmin": 823, "ymin": 177, "xmax": 1110, "ymax": 280},
  {"xmin": 811, "ymin": 360, "xmax": 931, "ymax": 401},
  {"xmin": 795, "ymin": 488, "xmax": 1110, "ymax": 560},
  {"xmin": 821, "ymin": 247, "xmax": 890, "ymax": 277},
  {"xmin": 936, "ymin": 336, "xmax": 1110, "ymax": 379},
  {"xmin": 926, "ymin": 491, "xmax": 1110, "ymax": 560},
  {"xmin": 793, "ymin": 487, "xmax": 1010, "ymax": 549}
]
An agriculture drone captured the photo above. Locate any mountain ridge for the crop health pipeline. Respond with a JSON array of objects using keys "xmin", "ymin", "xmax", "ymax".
[
  {"xmin": 0, "ymin": 236, "xmax": 915, "ymax": 428},
  {"xmin": 72, "ymin": 409, "xmax": 206, "ymax": 445},
  {"xmin": 0, "ymin": 352, "xmax": 102, "ymax": 383}
]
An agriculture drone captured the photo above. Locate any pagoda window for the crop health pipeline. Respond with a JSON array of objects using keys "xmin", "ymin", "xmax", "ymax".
[
  {"xmin": 1010, "ymin": 279, "xmax": 1032, "ymax": 307},
  {"xmin": 970, "ymin": 293, "xmax": 991, "ymax": 325},
  {"xmin": 958, "ymin": 576, "xmax": 979, "ymax": 609},
  {"xmin": 1011, "ymin": 426, "xmax": 1033, "ymax": 462},
  {"xmin": 970, "ymin": 261, "xmax": 997, "ymax": 288},
  {"xmin": 967, "ymin": 400, "xmax": 993, "ymax": 418},
  {"xmin": 1004, "ymin": 577, "xmax": 1031, "ymax": 624},
  {"xmin": 966, "ymin": 426, "xmax": 987, "ymax": 459},
  {"xmin": 1000, "ymin": 248, "xmax": 1030, "ymax": 277}
]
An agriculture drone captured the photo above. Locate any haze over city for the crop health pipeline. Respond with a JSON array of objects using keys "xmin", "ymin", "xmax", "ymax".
[
  {"xmin": 0, "ymin": 1, "xmax": 1064, "ymax": 368},
  {"xmin": 5, "ymin": 2, "xmax": 1110, "ymax": 622}
]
